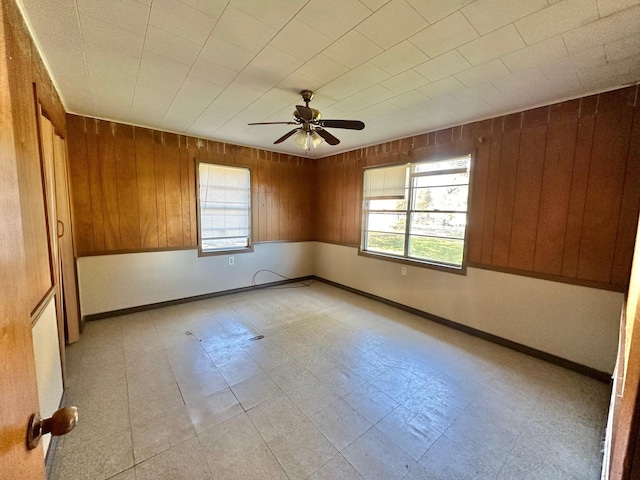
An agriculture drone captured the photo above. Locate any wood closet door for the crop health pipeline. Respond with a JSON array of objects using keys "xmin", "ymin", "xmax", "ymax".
[{"xmin": 39, "ymin": 111, "xmax": 81, "ymax": 344}]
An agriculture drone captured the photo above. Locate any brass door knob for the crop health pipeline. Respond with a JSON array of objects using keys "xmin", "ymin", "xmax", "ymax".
[{"xmin": 27, "ymin": 406, "xmax": 78, "ymax": 449}]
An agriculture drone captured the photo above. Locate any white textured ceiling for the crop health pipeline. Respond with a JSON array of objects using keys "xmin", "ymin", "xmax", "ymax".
[{"xmin": 16, "ymin": 0, "xmax": 640, "ymax": 158}]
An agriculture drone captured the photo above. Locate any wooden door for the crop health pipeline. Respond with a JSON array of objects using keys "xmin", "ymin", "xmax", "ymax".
[
  {"xmin": 0, "ymin": 2, "xmax": 45, "ymax": 476},
  {"xmin": 39, "ymin": 110, "xmax": 80, "ymax": 345}
]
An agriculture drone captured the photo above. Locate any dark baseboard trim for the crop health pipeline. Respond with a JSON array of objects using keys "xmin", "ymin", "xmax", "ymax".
[
  {"xmin": 82, "ymin": 276, "xmax": 315, "ymax": 322},
  {"xmin": 45, "ymin": 390, "xmax": 67, "ymax": 479},
  {"xmin": 312, "ymin": 276, "xmax": 612, "ymax": 383}
]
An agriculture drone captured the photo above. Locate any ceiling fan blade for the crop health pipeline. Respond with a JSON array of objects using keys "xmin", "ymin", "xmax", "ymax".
[
  {"xmin": 248, "ymin": 121, "xmax": 297, "ymax": 125},
  {"xmin": 295, "ymin": 105, "xmax": 314, "ymax": 121},
  {"xmin": 274, "ymin": 128, "xmax": 300, "ymax": 144},
  {"xmin": 315, "ymin": 128, "xmax": 340, "ymax": 145},
  {"xmin": 317, "ymin": 119, "xmax": 365, "ymax": 130}
]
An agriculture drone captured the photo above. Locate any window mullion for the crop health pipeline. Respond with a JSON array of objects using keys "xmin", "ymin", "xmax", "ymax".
[{"xmin": 403, "ymin": 165, "xmax": 413, "ymax": 258}]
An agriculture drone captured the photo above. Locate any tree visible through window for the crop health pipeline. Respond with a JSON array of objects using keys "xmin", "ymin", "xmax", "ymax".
[
  {"xmin": 198, "ymin": 162, "xmax": 251, "ymax": 254},
  {"xmin": 361, "ymin": 155, "xmax": 471, "ymax": 269}
]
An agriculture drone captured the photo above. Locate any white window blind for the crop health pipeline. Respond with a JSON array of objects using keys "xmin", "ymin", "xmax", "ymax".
[
  {"xmin": 198, "ymin": 163, "xmax": 251, "ymax": 252},
  {"xmin": 363, "ymin": 164, "xmax": 407, "ymax": 199}
]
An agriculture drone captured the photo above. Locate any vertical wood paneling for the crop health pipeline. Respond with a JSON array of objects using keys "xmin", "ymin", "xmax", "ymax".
[
  {"xmin": 481, "ymin": 123, "xmax": 502, "ymax": 265},
  {"xmin": 187, "ymin": 138, "xmax": 198, "ymax": 246},
  {"xmin": 66, "ymin": 115, "xmax": 94, "ymax": 254},
  {"xmin": 66, "ymin": 84, "xmax": 639, "ymax": 290},
  {"xmin": 612, "ymin": 103, "xmax": 640, "ymax": 286},
  {"xmin": 86, "ymin": 119, "xmax": 106, "ymax": 251},
  {"xmin": 114, "ymin": 124, "xmax": 140, "ymax": 249},
  {"xmin": 135, "ymin": 127, "xmax": 158, "ymax": 249},
  {"xmin": 467, "ymin": 130, "xmax": 491, "ymax": 264},
  {"xmin": 163, "ymin": 133, "xmax": 183, "ymax": 247},
  {"xmin": 97, "ymin": 121, "xmax": 120, "ymax": 250},
  {"xmin": 508, "ymin": 109, "xmax": 547, "ymax": 270},
  {"xmin": 153, "ymin": 130, "xmax": 167, "ymax": 249},
  {"xmin": 577, "ymin": 90, "xmax": 635, "ymax": 283},
  {"xmin": 492, "ymin": 114, "xmax": 521, "ymax": 267},
  {"xmin": 179, "ymin": 138, "xmax": 191, "ymax": 245},
  {"xmin": 534, "ymin": 101, "xmax": 579, "ymax": 275},
  {"xmin": 67, "ymin": 114, "xmax": 315, "ymax": 254},
  {"xmin": 314, "ymin": 86, "xmax": 640, "ymax": 290},
  {"xmin": 562, "ymin": 106, "xmax": 595, "ymax": 278}
]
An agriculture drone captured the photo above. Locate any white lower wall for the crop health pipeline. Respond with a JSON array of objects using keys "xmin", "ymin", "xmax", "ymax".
[
  {"xmin": 32, "ymin": 297, "xmax": 63, "ymax": 456},
  {"xmin": 77, "ymin": 242, "xmax": 315, "ymax": 316},
  {"xmin": 76, "ymin": 240, "xmax": 624, "ymax": 373},
  {"xmin": 314, "ymin": 242, "xmax": 623, "ymax": 374}
]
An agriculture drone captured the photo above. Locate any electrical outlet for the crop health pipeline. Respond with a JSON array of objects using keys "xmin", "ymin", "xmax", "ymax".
[
  {"xmin": 401, "ymin": 266, "xmax": 406, "ymax": 276},
  {"xmin": 228, "ymin": 256, "xmax": 235, "ymax": 266}
]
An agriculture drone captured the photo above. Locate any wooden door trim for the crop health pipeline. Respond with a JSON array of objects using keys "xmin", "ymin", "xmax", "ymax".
[{"xmin": 30, "ymin": 285, "xmax": 55, "ymax": 327}]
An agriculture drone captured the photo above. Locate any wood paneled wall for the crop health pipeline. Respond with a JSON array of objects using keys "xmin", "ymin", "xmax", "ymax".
[
  {"xmin": 4, "ymin": 0, "xmax": 65, "ymax": 312},
  {"xmin": 316, "ymin": 85, "xmax": 640, "ymax": 292},
  {"xmin": 66, "ymin": 115, "xmax": 316, "ymax": 256}
]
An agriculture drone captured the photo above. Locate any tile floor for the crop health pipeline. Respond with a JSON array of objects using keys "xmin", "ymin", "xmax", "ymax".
[{"xmin": 50, "ymin": 281, "xmax": 610, "ymax": 480}]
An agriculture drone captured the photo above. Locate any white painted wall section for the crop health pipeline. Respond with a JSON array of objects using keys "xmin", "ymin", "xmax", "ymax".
[
  {"xmin": 77, "ymin": 242, "xmax": 315, "ymax": 316},
  {"xmin": 31, "ymin": 297, "xmax": 63, "ymax": 456},
  {"xmin": 314, "ymin": 242, "xmax": 623, "ymax": 374}
]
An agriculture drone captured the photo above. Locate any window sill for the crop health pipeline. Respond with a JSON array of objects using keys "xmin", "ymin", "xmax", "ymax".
[
  {"xmin": 357, "ymin": 249, "xmax": 467, "ymax": 275},
  {"xmin": 198, "ymin": 245, "xmax": 254, "ymax": 257}
]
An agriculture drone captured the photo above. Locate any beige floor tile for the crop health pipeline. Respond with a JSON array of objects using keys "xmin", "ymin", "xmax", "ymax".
[
  {"xmin": 316, "ymin": 364, "xmax": 367, "ymax": 396},
  {"xmin": 135, "ymin": 437, "xmax": 211, "ymax": 480},
  {"xmin": 310, "ymin": 398, "xmax": 372, "ymax": 451},
  {"xmin": 198, "ymin": 413, "xmax": 265, "ymax": 471},
  {"xmin": 369, "ymin": 366, "xmax": 432, "ymax": 403},
  {"xmin": 342, "ymin": 427, "xmax": 416, "ymax": 480},
  {"xmin": 375, "ymin": 405, "xmax": 446, "ymax": 461},
  {"xmin": 497, "ymin": 440, "xmax": 583, "ymax": 480},
  {"xmin": 244, "ymin": 344, "xmax": 294, "ymax": 371},
  {"xmin": 186, "ymin": 387, "xmax": 243, "ymax": 434},
  {"xmin": 418, "ymin": 433, "xmax": 500, "ymax": 479},
  {"xmin": 175, "ymin": 366, "xmax": 228, "ymax": 405},
  {"xmin": 218, "ymin": 355, "xmax": 264, "ymax": 386},
  {"xmin": 52, "ymin": 283, "xmax": 608, "ymax": 480},
  {"xmin": 230, "ymin": 372, "xmax": 282, "ymax": 410},
  {"xmin": 52, "ymin": 427, "xmax": 134, "ymax": 480},
  {"xmin": 442, "ymin": 407, "xmax": 524, "ymax": 472},
  {"xmin": 216, "ymin": 443, "xmax": 289, "ymax": 480},
  {"xmin": 343, "ymin": 383, "xmax": 395, "ymax": 420},
  {"xmin": 307, "ymin": 453, "xmax": 364, "ymax": 479},
  {"xmin": 246, "ymin": 392, "xmax": 307, "ymax": 442},
  {"xmin": 267, "ymin": 360, "xmax": 318, "ymax": 392},
  {"xmin": 107, "ymin": 468, "xmax": 136, "ymax": 480},
  {"xmin": 268, "ymin": 419, "xmax": 338, "ymax": 480},
  {"xmin": 285, "ymin": 379, "xmax": 341, "ymax": 417},
  {"xmin": 131, "ymin": 402, "xmax": 195, "ymax": 463}
]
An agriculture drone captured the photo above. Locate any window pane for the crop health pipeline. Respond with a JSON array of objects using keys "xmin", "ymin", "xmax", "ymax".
[
  {"xmin": 368, "ymin": 197, "xmax": 408, "ymax": 211},
  {"xmin": 203, "ymin": 237, "xmax": 249, "ymax": 251},
  {"xmin": 414, "ymin": 156, "xmax": 470, "ymax": 174},
  {"xmin": 410, "ymin": 213, "xmax": 466, "ymax": 239},
  {"xmin": 408, "ymin": 236, "xmax": 464, "ymax": 265},
  {"xmin": 366, "ymin": 212, "xmax": 406, "ymax": 234},
  {"xmin": 413, "ymin": 172, "xmax": 470, "ymax": 187},
  {"xmin": 199, "ymin": 163, "xmax": 251, "ymax": 253},
  {"xmin": 411, "ymin": 186, "xmax": 469, "ymax": 211},
  {"xmin": 364, "ymin": 165, "xmax": 407, "ymax": 199},
  {"xmin": 365, "ymin": 232, "xmax": 405, "ymax": 256}
]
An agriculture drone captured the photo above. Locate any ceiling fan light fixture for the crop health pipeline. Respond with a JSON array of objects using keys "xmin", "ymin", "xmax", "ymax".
[
  {"xmin": 292, "ymin": 129, "xmax": 308, "ymax": 149},
  {"xmin": 310, "ymin": 130, "xmax": 324, "ymax": 148}
]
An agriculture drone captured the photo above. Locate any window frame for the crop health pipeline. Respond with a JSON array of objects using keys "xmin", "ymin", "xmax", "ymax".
[
  {"xmin": 196, "ymin": 160, "xmax": 254, "ymax": 257},
  {"xmin": 358, "ymin": 154, "xmax": 473, "ymax": 275}
]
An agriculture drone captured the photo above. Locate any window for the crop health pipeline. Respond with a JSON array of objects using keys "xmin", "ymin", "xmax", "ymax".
[
  {"xmin": 197, "ymin": 162, "xmax": 251, "ymax": 254},
  {"xmin": 361, "ymin": 154, "xmax": 471, "ymax": 271}
]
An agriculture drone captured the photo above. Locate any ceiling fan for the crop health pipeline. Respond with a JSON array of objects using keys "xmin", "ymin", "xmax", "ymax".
[{"xmin": 248, "ymin": 90, "xmax": 365, "ymax": 150}]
